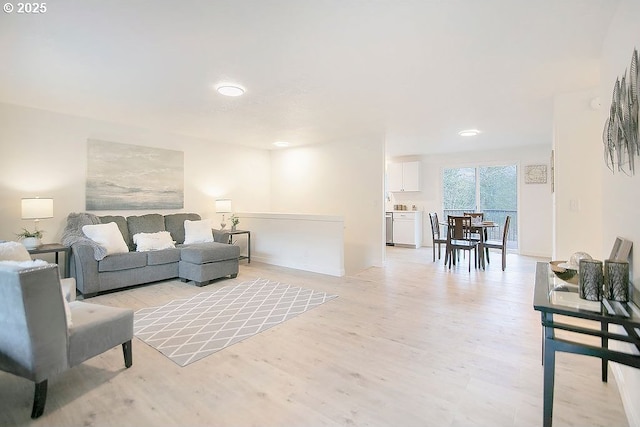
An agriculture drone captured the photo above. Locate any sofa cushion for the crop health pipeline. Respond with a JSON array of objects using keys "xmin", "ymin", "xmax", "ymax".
[
  {"xmin": 164, "ymin": 213, "xmax": 201, "ymax": 244},
  {"xmin": 127, "ymin": 214, "xmax": 165, "ymax": 250},
  {"xmin": 67, "ymin": 301, "xmax": 133, "ymax": 367},
  {"xmin": 98, "ymin": 215, "xmax": 129, "ymax": 247},
  {"xmin": 180, "ymin": 242, "xmax": 240, "ymax": 264},
  {"xmin": 98, "ymin": 251, "xmax": 147, "ymax": 272},
  {"xmin": 147, "ymin": 248, "xmax": 181, "ymax": 266}
]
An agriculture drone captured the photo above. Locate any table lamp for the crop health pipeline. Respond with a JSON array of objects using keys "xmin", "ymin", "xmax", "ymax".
[
  {"xmin": 21, "ymin": 197, "xmax": 53, "ymax": 248},
  {"xmin": 215, "ymin": 199, "xmax": 232, "ymax": 230}
]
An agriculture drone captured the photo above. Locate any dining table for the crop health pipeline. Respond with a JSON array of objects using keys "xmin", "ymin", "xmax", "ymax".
[{"xmin": 440, "ymin": 220, "xmax": 498, "ymax": 269}]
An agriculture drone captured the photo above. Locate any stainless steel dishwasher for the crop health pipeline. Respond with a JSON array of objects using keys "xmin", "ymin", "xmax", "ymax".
[{"xmin": 385, "ymin": 212, "xmax": 394, "ymax": 245}]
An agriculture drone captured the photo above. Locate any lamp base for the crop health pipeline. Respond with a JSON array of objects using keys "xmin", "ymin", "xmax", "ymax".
[{"xmin": 220, "ymin": 222, "xmax": 227, "ymax": 230}]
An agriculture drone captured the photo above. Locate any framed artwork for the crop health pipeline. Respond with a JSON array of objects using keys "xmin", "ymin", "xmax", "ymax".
[
  {"xmin": 608, "ymin": 237, "xmax": 632, "ymax": 261},
  {"xmin": 86, "ymin": 139, "xmax": 184, "ymax": 210},
  {"xmin": 525, "ymin": 164, "xmax": 548, "ymax": 184}
]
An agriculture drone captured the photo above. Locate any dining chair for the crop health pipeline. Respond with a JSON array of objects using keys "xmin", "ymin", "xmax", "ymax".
[
  {"xmin": 445, "ymin": 215, "xmax": 479, "ymax": 272},
  {"xmin": 428, "ymin": 212, "xmax": 447, "ymax": 262},
  {"xmin": 463, "ymin": 212, "xmax": 484, "ymax": 221},
  {"xmin": 464, "ymin": 212, "xmax": 488, "ymax": 260},
  {"xmin": 484, "ymin": 215, "xmax": 511, "ymax": 271}
]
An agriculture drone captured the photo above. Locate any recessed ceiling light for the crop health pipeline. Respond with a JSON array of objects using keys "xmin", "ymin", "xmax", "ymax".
[
  {"xmin": 216, "ymin": 84, "xmax": 245, "ymax": 97},
  {"xmin": 273, "ymin": 141, "xmax": 290, "ymax": 148},
  {"xmin": 458, "ymin": 129, "xmax": 481, "ymax": 137}
]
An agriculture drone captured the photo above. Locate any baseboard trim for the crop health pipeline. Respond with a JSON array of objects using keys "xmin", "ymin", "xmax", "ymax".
[
  {"xmin": 612, "ymin": 362, "xmax": 639, "ymax": 427},
  {"xmin": 251, "ymin": 255, "xmax": 345, "ymax": 277}
]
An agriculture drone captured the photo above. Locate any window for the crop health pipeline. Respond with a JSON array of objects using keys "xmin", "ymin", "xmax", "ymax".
[{"xmin": 442, "ymin": 165, "xmax": 517, "ymax": 248}]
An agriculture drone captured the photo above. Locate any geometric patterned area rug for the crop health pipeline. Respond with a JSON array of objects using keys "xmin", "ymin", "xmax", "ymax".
[{"xmin": 134, "ymin": 278, "xmax": 337, "ymax": 366}]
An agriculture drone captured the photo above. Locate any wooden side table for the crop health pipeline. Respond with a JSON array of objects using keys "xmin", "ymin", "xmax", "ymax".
[
  {"xmin": 28, "ymin": 243, "xmax": 71, "ymax": 278},
  {"xmin": 225, "ymin": 229, "xmax": 251, "ymax": 263}
]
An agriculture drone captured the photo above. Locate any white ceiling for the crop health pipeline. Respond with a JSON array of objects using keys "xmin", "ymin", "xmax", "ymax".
[{"xmin": 0, "ymin": 0, "xmax": 619, "ymax": 156}]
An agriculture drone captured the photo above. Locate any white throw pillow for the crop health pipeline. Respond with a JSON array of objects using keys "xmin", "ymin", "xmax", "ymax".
[
  {"xmin": 0, "ymin": 241, "xmax": 32, "ymax": 261},
  {"xmin": 82, "ymin": 222, "xmax": 129, "ymax": 256},
  {"xmin": 0, "ymin": 260, "xmax": 73, "ymax": 328},
  {"xmin": 0, "ymin": 259, "xmax": 48, "ymax": 270},
  {"xmin": 133, "ymin": 231, "xmax": 176, "ymax": 252},
  {"xmin": 183, "ymin": 219, "xmax": 214, "ymax": 244}
]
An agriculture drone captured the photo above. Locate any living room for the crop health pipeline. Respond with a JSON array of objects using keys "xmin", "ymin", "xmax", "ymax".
[{"xmin": 1, "ymin": 1, "xmax": 640, "ymax": 426}]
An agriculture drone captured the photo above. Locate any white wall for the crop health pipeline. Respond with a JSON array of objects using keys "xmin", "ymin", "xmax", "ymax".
[
  {"xmin": 0, "ymin": 102, "xmax": 272, "ymax": 243},
  {"xmin": 0, "ymin": 102, "xmax": 386, "ymax": 277},
  {"xmin": 599, "ymin": 1, "xmax": 640, "ymax": 425},
  {"xmin": 389, "ymin": 144, "xmax": 553, "ymax": 257},
  {"xmin": 237, "ymin": 212, "xmax": 345, "ymax": 276},
  {"xmin": 269, "ymin": 135, "xmax": 385, "ymax": 275},
  {"xmin": 552, "ymin": 89, "xmax": 603, "ymax": 260}
]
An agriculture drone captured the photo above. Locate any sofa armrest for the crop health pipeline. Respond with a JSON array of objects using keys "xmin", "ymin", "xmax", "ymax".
[{"xmin": 70, "ymin": 243, "xmax": 100, "ymax": 296}]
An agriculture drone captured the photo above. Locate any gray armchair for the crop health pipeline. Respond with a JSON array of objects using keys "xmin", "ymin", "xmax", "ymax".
[{"xmin": 0, "ymin": 263, "xmax": 134, "ymax": 418}]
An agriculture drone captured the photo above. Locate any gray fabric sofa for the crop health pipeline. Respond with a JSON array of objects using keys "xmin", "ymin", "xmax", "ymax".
[{"xmin": 68, "ymin": 213, "xmax": 240, "ymax": 297}]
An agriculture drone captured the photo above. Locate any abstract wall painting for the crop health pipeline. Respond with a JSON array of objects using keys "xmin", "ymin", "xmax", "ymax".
[
  {"xmin": 86, "ymin": 139, "xmax": 184, "ymax": 210},
  {"xmin": 524, "ymin": 164, "xmax": 547, "ymax": 184},
  {"xmin": 603, "ymin": 47, "xmax": 639, "ymax": 176}
]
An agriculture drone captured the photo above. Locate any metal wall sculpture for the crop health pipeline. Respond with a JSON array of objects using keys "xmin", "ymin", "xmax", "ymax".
[{"xmin": 603, "ymin": 48, "xmax": 639, "ymax": 175}]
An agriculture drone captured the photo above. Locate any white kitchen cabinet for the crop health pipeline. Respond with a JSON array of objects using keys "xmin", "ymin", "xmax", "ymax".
[
  {"xmin": 387, "ymin": 161, "xmax": 420, "ymax": 192},
  {"xmin": 392, "ymin": 211, "xmax": 423, "ymax": 248},
  {"xmin": 387, "ymin": 163, "xmax": 403, "ymax": 192}
]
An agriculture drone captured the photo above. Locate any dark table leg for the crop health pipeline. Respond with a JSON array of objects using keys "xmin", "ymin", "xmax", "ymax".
[
  {"xmin": 247, "ymin": 231, "xmax": 251, "ymax": 263},
  {"xmin": 542, "ymin": 313, "xmax": 555, "ymax": 427},
  {"xmin": 541, "ymin": 324, "xmax": 545, "ymax": 365},
  {"xmin": 543, "ymin": 335, "xmax": 555, "ymax": 427},
  {"xmin": 601, "ymin": 321, "xmax": 608, "ymax": 382}
]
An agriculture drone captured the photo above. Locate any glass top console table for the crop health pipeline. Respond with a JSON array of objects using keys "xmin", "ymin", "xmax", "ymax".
[{"xmin": 533, "ymin": 261, "xmax": 640, "ymax": 427}]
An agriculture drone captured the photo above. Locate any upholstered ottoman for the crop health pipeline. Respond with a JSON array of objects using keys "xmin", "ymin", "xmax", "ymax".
[{"xmin": 178, "ymin": 242, "xmax": 240, "ymax": 286}]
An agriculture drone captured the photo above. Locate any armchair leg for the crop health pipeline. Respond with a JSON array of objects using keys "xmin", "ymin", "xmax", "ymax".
[
  {"xmin": 31, "ymin": 380, "xmax": 47, "ymax": 419},
  {"xmin": 122, "ymin": 340, "xmax": 133, "ymax": 368}
]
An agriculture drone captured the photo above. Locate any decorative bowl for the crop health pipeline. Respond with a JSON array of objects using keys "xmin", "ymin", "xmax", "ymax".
[
  {"xmin": 558, "ymin": 252, "xmax": 593, "ymax": 271},
  {"xmin": 550, "ymin": 260, "xmax": 578, "ymax": 283}
]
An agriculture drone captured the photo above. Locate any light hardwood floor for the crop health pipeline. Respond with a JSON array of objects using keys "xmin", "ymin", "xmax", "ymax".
[{"xmin": 0, "ymin": 247, "xmax": 630, "ymax": 427}]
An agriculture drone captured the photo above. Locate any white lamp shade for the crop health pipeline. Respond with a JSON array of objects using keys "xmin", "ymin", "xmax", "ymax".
[
  {"xmin": 215, "ymin": 199, "xmax": 232, "ymax": 213},
  {"xmin": 21, "ymin": 198, "xmax": 53, "ymax": 219}
]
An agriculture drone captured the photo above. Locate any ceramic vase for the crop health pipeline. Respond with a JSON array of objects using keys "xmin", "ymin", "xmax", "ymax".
[
  {"xmin": 21, "ymin": 237, "xmax": 40, "ymax": 249},
  {"xmin": 579, "ymin": 259, "xmax": 603, "ymax": 301},
  {"xmin": 604, "ymin": 260, "xmax": 629, "ymax": 302}
]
